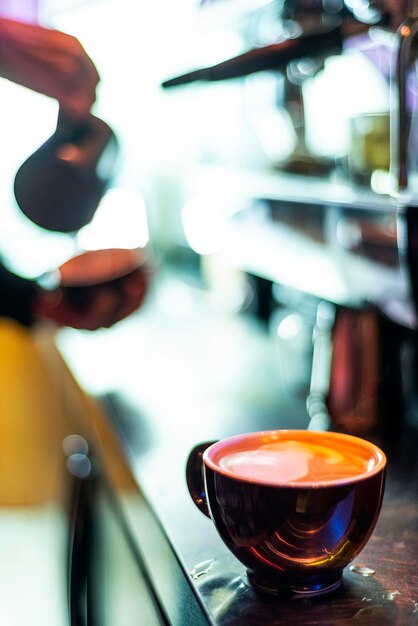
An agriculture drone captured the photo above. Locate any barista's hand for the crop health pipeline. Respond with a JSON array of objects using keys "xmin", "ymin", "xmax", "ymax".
[
  {"xmin": 33, "ymin": 268, "xmax": 148, "ymax": 331},
  {"xmin": 0, "ymin": 18, "xmax": 99, "ymax": 118}
]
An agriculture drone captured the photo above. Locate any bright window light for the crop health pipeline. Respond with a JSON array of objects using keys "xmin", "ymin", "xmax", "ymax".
[
  {"xmin": 181, "ymin": 197, "xmax": 233, "ymax": 255},
  {"xmin": 77, "ymin": 187, "xmax": 149, "ymax": 251}
]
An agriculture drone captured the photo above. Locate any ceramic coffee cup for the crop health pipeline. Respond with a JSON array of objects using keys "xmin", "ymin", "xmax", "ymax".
[
  {"xmin": 186, "ymin": 429, "xmax": 386, "ymax": 596},
  {"xmin": 34, "ymin": 247, "xmax": 150, "ymax": 329}
]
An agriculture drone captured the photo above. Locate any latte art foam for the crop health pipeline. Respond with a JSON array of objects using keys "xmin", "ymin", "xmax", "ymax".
[{"xmin": 218, "ymin": 440, "xmax": 374, "ymax": 484}]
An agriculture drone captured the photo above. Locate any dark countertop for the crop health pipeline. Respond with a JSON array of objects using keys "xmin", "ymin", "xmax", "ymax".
[{"xmin": 57, "ymin": 268, "xmax": 418, "ymax": 626}]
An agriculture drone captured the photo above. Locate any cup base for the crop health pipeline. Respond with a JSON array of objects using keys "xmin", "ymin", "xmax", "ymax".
[{"xmin": 246, "ymin": 570, "xmax": 343, "ymax": 598}]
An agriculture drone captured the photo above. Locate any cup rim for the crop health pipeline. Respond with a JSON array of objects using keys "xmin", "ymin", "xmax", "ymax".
[{"xmin": 203, "ymin": 429, "xmax": 386, "ymax": 488}]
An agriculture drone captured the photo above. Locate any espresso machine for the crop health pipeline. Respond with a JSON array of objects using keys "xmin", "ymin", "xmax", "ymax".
[{"xmin": 161, "ymin": 0, "xmax": 418, "ymax": 454}]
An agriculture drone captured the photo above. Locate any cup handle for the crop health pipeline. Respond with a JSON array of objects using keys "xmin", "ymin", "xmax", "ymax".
[{"xmin": 186, "ymin": 441, "xmax": 217, "ymax": 518}]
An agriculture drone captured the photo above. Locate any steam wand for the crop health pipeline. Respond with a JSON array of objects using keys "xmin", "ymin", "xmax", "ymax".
[{"xmin": 161, "ymin": 26, "xmax": 344, "ymax": 88}]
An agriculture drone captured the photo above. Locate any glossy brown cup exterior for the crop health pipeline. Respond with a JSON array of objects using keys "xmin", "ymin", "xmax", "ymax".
[{"xmin": 186, "ymin": 430, "xmax": 386, "ymax": 594}]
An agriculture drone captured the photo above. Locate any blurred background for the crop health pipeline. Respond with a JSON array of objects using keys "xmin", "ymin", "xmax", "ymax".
[
  {"xmin": 1, "ymin": 0, "xmax": 396, "ymax": 279},
  {"xmin": 2, "ymin": 0, "xmax": 417, "ymax": 623}
]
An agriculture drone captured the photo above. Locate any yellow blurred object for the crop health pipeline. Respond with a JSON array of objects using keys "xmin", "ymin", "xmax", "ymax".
[
  {"xmin": 0, "ymin": 319, "xmax": 69, "ymax": 506},
  {"xmin": 348, "ymin": 112, "xmax": 390, "ymax": 177},
  {"xmin": 0, "ymin": 318, "xmax": 135, "ymax": 507}
]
